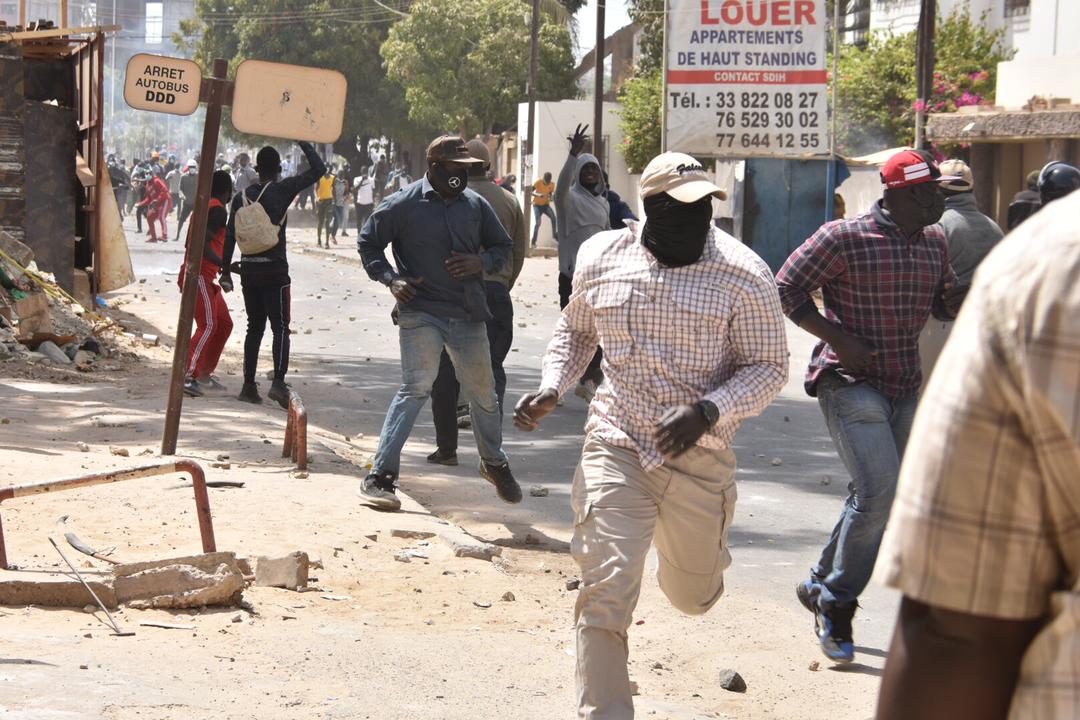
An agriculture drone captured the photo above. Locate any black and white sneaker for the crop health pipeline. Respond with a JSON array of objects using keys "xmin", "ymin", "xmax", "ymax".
[
  {"xmin": 183, "ymin": 378, "xmax": 203, "ymax": 397},
  {"xmin": 479, "ymin": 460, "xmax": 522, "ymax": 504},
  {"xmin": 357, "ymin": 471, "xmax": 401, "ymax": 511}
]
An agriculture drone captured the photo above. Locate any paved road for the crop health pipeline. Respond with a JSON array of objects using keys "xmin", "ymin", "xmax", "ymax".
[{"xmin": 126, "ymin": 215, "xmax": 899, "ymax": 664}]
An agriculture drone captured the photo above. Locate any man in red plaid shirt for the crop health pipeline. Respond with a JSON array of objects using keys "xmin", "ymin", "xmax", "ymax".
[{"xmin": 776, "ymin": 149, "xmax": 967, "ymax": 665}]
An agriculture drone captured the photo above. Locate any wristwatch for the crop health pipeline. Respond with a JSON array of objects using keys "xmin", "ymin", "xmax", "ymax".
[{"xmin": 695, "ymin": 400, "xmax": 720, "ymax": 426}]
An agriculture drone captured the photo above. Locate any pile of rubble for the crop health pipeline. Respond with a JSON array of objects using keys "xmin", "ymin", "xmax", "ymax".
[{"xmin": 0, "ymin": 230, "xmax": 148, "ymax": 373}]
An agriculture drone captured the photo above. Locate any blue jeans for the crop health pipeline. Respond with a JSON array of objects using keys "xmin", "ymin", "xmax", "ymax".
[
  {"xmin": 372, "ymin": 310, "xmax": 508, "ymax": 476},
  {"xmin": 811, "ymin": 372, "xmax": 918, "ymax": 608},
  {"xmin": 532, "ymin": 204, "xmax": 556, "ymax": 245}
]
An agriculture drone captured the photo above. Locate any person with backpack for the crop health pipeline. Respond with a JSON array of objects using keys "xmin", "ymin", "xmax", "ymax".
[{"xmin": 220, "ymin": 142, "xmax": 325, "ymax": 408}]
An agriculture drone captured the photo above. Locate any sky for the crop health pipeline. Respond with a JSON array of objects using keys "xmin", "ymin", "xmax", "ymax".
[{"xmin": 574, "ymin": 0, "xmax": 632, "ymax": 60}]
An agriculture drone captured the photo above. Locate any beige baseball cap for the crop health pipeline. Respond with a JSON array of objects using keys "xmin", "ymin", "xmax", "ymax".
[
  {"xmin": 938, "ymin": 158, "xmax": 974, "ymax": 191},
  {"xmin": 640, "ymin": 152, "xmax": 727, "ymax": 202}
]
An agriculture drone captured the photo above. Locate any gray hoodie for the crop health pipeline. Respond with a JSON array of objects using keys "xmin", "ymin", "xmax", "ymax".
[
  {"xmin": 554, "ymin": 152, "xmax": 610, "ymax": 277},
  {"xmin": 940, "ymin": 192, "xmax": 1004, "ymax": 285}
]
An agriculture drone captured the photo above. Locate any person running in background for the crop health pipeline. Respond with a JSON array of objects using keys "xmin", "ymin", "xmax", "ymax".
[
  {"xmin": 1006, "ymin": 169, "xmax": 1041, "ymax": 231},
  {"xmin": 356, "ymin": 135, "xmax": 517, "ymax": 512},
  {"xmin": 316, "ymin": 167, "xmax": 336, "ymax": 248},
  {"xmin": 554, "ymin": 124, "xmax": 610, "ymax": 401},
  {"xmin": 426, "ymin": 139, "xmax": 527, "ymax": 466},
  {"xmin": 531, "ymin": 171, "xmax": 556, "ymax": 248},
  {"xmin": 180, "ymin": 170, "xmax": 234, "ymax": 398},
  {"xmin": 130, "ymin": 160, "xmax": 150, "ymax": 232},
  {"xmin": 373, "ymin": 154, "xmax": 389, "ymax": 203},
  {"xmin": 331, "ymin": 170, "xmax": 350, "ymax": 239},
  {"xmin": 165, "ymin": 162, "xmax": 182, "ymax": 225},
  {"xmin": 353, "ymin": 167, "xmax": 375, "ymax": 235},
  {"xmin": 875, "ymin": 190, "xmax": 1080, "ymax": 720},
  {"xmin": 776, "ymin": 149, "xmax": 966, "ymax": 665},
  {"xmin": 107, "ymin": 155, "xmax": 129, "ymax": 219},
  {"xmin": 140, "ymin": 166, "xmax": 172, "ymax": 243},
  {"xmin": 221, "ymin": 142, "xmax": 325, "ymax": 408},
  {"xmin": 919, "ymin": 158, "xmax": 1003, "ymax": 380},
  {"xmin": 175, "ymin": 159, "xmax": 198, "ymax": 241}
]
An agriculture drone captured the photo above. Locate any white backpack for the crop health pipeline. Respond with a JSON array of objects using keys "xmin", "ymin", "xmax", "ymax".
[{"xmin": 234, "ymin": 183, "xmax": 279, "ymax": 255}]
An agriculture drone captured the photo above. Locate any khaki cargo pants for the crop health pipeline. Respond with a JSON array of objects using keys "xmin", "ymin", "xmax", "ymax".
[{"xmin": 571, "ymin": 436, "xmax": 738, "ymax": 719}]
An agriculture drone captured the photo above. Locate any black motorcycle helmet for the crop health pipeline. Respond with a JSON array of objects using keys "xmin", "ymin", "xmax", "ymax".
[{"xmin": 1038, "ymin": 161, "xmax": 1080, "ymax": 205}]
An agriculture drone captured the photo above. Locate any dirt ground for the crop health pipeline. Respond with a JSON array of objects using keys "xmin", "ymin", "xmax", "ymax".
[{"xmin": 0, "ymin": 226, "xmax": 883, "ymax": 719}]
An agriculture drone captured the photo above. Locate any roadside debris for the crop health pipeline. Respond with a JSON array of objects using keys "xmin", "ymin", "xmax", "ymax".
[
  {"xmin": 113, "ymin": 552, "xmax": 246, "ymax": 609},
  {"xmin": 718, "ymin": 669, "xmax": 747, "ymax": 693},
  {"xmin": 253, "ymin": 551, "xmax": 309, "ymax": 591}
]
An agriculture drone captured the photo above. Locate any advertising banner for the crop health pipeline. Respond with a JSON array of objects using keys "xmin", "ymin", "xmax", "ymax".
[{"xmin": 665, "ymin": 0, "xmax": 830, "ymax": 158}]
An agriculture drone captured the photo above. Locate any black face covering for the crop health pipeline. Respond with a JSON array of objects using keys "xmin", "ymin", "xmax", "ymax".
[
  {"xmin": 429, "ymin": 161, "xmax": 468, "ymax": 198},
  {"xmin": 642, "ymin": 193, "xmax": 713, "ymax": 267}
]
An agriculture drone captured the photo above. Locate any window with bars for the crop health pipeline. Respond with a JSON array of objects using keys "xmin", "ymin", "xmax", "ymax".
[{"xmin": 1004, "ymin": 0, "xmax": 1030, "ymax": 17}]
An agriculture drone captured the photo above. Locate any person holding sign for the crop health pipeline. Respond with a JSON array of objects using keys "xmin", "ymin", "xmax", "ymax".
[
  {"xmin": 776, "ymin": 149, "xmax": 967, "ymax": 665},
  {"xmin": 515, "ymin": 152, "xmax": 787, "ymax": 719},
  {"xmin": 356, "ymin": 135, "xmax": 518, "ymax": 512},
  {"xmin": 221, "ymin": 141, "xmax": 326, "ymax": 408}
]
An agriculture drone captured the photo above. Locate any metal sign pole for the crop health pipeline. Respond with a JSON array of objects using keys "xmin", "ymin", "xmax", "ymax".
[
  {"xmin": 161, "ymin": 58, "xmax": 230, "ymax": 455},
  {"xmin": 661, "ymin": 1, "xmax": 670, "ymax": 153},
  {"xmin": 593, "ymin": 0, "xmax": 606, "ymax": 164},
  {"xmin": 827, "ymin": 0, "xmax": 842, "ymax": 221},
  {"xmin": 524, "ymin": 0, "xmax": 540, "ymax": 246}
]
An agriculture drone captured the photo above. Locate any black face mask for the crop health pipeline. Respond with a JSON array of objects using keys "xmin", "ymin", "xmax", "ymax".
[
  {"xmin": 642, "ymin": 193, "xmax": 713, "ymax": 267},
  {"xmin": 429, "ymin": 162, "xmax": 468, "ymax": 198}
]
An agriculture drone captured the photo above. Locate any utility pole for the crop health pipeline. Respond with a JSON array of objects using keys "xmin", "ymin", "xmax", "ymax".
[
  {"xmin": 914, "ymin": 0, "xmax": 936, "ymax": 150},
  {"xmin": 524, "ymin": 0, "xmax": 540, "ymax": 247},
  {"xmin": 592, "ymin": 0, "xmax": 605, "ymax": 165}
]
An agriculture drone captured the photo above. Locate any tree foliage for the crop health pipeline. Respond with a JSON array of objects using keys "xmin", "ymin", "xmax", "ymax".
[
  {"xmin": 177, "ymin": 0, "xmax": 420, "ymax": 165},
  {"xmin": 381, "ymin": 0, "xmax": 578, "ymax": 137},
  {"xmin": 835, "ymin": 6, "xmax": 1013, "ymax": 154},
  {"xmin": 615, "ymin": 0, "xmax": 663, "ymax": 173}
]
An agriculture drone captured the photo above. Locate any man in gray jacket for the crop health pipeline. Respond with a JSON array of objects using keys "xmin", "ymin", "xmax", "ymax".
[
  {"xmin": 555, "ymin": 124, "xmax": 610, "ymax": 400},
  {"xmin": 920, "ymin": 158, "xmax": 1003, "ymax": 379}
]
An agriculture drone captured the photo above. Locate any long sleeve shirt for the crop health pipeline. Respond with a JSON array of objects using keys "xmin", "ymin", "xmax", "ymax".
[
  {"xmin": 357, "ymin": 175, "xmax": 512, "ymax": 321},
  {"xmin": 223, "ymin": 142, "xmax": 325, "ymax": 270},
  {"xmin": 540, "ymin": 221, "xmax": 788, "ymax": 470},
  {"xmin": 775, "ymin": 200, "xmax": 957, "ymax": 399},
  {"xmin": 467, "ymin": 177, "xmax": 527, "ymax": 289}
]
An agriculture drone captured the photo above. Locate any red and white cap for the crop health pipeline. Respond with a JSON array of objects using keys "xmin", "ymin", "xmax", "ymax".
[{"xmin": 880, "ymin": 149, "xmax": 957, "ymax": 189}]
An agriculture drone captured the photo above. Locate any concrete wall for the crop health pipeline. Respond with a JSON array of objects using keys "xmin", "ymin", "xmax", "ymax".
[
  {"xmin": 516, "ymin": 100, "xmax": 631, "ymax": 248},
  {"xmin": 996, "ymin": 54, "xmax": 1080, "ymax": 108}
]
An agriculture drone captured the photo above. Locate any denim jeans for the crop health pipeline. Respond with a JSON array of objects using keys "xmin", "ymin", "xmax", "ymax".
[
  {"xmin": 532, "ymin": 203, "xmax": 556, "ymax": 245},
  {"xmin": 372, "ymin": 310, "xmax": 508, "ymax": 477},
  {"xmin": 811, "ymin": 371, "xmax": 918, "ymax": 608},
  {"xmin": 431, "ymin": 282, "xmax": 514, "ymax": 452}
]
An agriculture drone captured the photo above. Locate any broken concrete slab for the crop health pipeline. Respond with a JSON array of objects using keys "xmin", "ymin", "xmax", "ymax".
[
  {"xmin": 390, "ymin": 529, "xmax": 436, "ymax": 540},
  {"xmin": 113, "ymin": 552, "xmax": 245, "ymax": 609},
  {"xmin": 0, "ymin": 571, "xmax": 117, "ymax": 608},
  {"xmin": 0, "ymin": 229, "xmax": 34, "ymax": 271},
  {"xmin": 439, "ymin": 533, "xmax": 502, "ymax": 562},
  {"xmin": 254, "ymin": 551, "xmax": 309, "ymax": 591}
]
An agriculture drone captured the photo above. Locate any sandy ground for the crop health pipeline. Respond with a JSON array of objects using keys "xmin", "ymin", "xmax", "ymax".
[{"xmin": 0, "ymin": 214, "xmax": 885, "ymax": 719}]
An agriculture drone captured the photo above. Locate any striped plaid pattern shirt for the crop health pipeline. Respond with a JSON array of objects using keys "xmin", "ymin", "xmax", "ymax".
[
  {"xmin": 539, "ymin": 221, "xmax": 788, "ymax": 470},
  {"xmin": 879, "ymin": 193, "xmax": 1080, "ymax": 718},
  {"xmin": 775, "ymin": 201, "xmax": 957, "ymax": 398}
]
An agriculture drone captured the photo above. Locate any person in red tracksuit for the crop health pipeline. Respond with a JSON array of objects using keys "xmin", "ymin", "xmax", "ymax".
[
  {"xmin": 180, "ymin": 170, "xmax": 235, "ymax": 397},
  {"xmin": 140, "ymin": 166, "xmax": 173, "ymax": 242}
]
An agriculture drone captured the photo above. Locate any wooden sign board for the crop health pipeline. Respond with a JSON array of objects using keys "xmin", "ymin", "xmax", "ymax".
[
  {"xmin": 231, "ymin": 60, "xmax": 347, "ymax": 144},
  {"xmin": 124, "ymin": 54, "xmax": 202, "ymax": 116}
]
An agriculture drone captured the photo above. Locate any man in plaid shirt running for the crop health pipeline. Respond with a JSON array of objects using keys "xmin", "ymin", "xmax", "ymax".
[
  {"xmin": 776, "ymin": 149, "xmax": 967, "ymax": 665},
  {"xmin": 516, "ymin": 152, "xmax": 787, "ymax": 719}
]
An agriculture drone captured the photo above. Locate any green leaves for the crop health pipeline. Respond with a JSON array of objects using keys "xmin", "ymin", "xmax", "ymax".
[{"xmin": 616, "ymin": 68, "xmax": 662, "ymax": 174}]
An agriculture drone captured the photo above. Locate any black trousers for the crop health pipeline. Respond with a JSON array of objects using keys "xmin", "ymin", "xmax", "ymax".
[
  {"xmin": 355, "ymin": 202, "xmax": 373, "ymax": 234},
  {"xmin": 176, "ymin": 202, "xmax": 195, "ymax": 240},
  {"xmin": 431, "ymin": 282, "xmax": 514, "ymax": 452},
  {"xmin": 241, "ymin": 269, "xmax": 291, "ymax": 384},
  {"xmin": 558, "ymin": 272, "xmax": 603, "ymax": 383}
]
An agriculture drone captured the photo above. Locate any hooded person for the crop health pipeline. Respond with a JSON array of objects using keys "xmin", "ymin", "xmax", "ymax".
[{"xmin": 553, "ymin": 124, "xmax": 611, "ymax": 400}]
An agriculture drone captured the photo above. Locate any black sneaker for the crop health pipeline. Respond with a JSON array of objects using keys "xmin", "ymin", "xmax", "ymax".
[
  {"xmin": 426, "ymin": 448, "xmax": 459, "ymax": 466},
  {"xmin": 479, "ymin": 460, "xmax": 522, "ymax": 504},
  {"xmin": 268, "ymin": 381, "xmax": 291, "ymax": 409},
  {"xmin": 183, "ymin": 378, "xmax": 204, "ymax": 397},
  {"xmin": 237, "ymin": 381, "xmax": 262, "ymax": 404},
  {"xmin": 816, "ymin": 602, "xmax": 856, "ymax": 664},
  {"xmin": 357, "ymin": 471, "xmax": 401, "ymax": 511}
]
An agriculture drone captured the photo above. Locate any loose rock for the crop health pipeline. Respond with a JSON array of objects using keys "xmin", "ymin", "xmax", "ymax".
[
  {"xmin": 529, "ymin": 485, "xmax": 549, "ymax": 498},
  {"xmin": 109, "ymin": 446, "xmax": 129, "ymax": 457},
  {"xmin": 770, "ymin": 457, "xmax": 783, "ymax": 467},
  {"xmin": 76, "ymin": 442, "xmax": 89, "ymax": 452},
  {"xmin": 565, "ymin": 578, "xmax": 581, "ymax": 591},
  {"xmin": 439, "ymin": 533, "xmax": 501, "ymax": 562},
  {"xmin": 254, "ymin": 552, "xmax": 309, "ymax": 591},
  {"xmin": 718, "ymin": 669, "xmax": 747, "ymax": 693},
  {"xmin": 501, "ymin": 591, "xmax": 516, "ymax": 602},
  {"xmin": 390, "ymin": 529, "xmax": 436, "ymax": 540}
]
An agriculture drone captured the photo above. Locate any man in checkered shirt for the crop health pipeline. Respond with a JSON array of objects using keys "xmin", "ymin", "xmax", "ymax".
[
  {"xmin": 515, "ymin": 152, "xmax": 787, "ymax": 719},
  {"xmin": 775, "ymin": 149, "xmax": 967, "ymax": 665}
]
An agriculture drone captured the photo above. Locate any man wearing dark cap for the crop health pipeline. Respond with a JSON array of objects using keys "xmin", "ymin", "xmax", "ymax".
[
  {"xmin": 515, "ymin": 151, "xmax": 787, "ymax": 719},
  {"xmin": 1007, "ymin": 170, "xmax": 1042, "ymax": 231},
  {"xmin": 776, "ymin": 149, "xmax": 967, "ymax": 665},
  {"xmin": 426, "ymin": 139, "xmax": 526, "ymax": 466},
  {"xmin": 357, "ymin": 135, "xmax": 518, "ymax": 512},
  {"xmin": 221, "ymin": 141, "xmax": 325, "ymax": 408}
]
